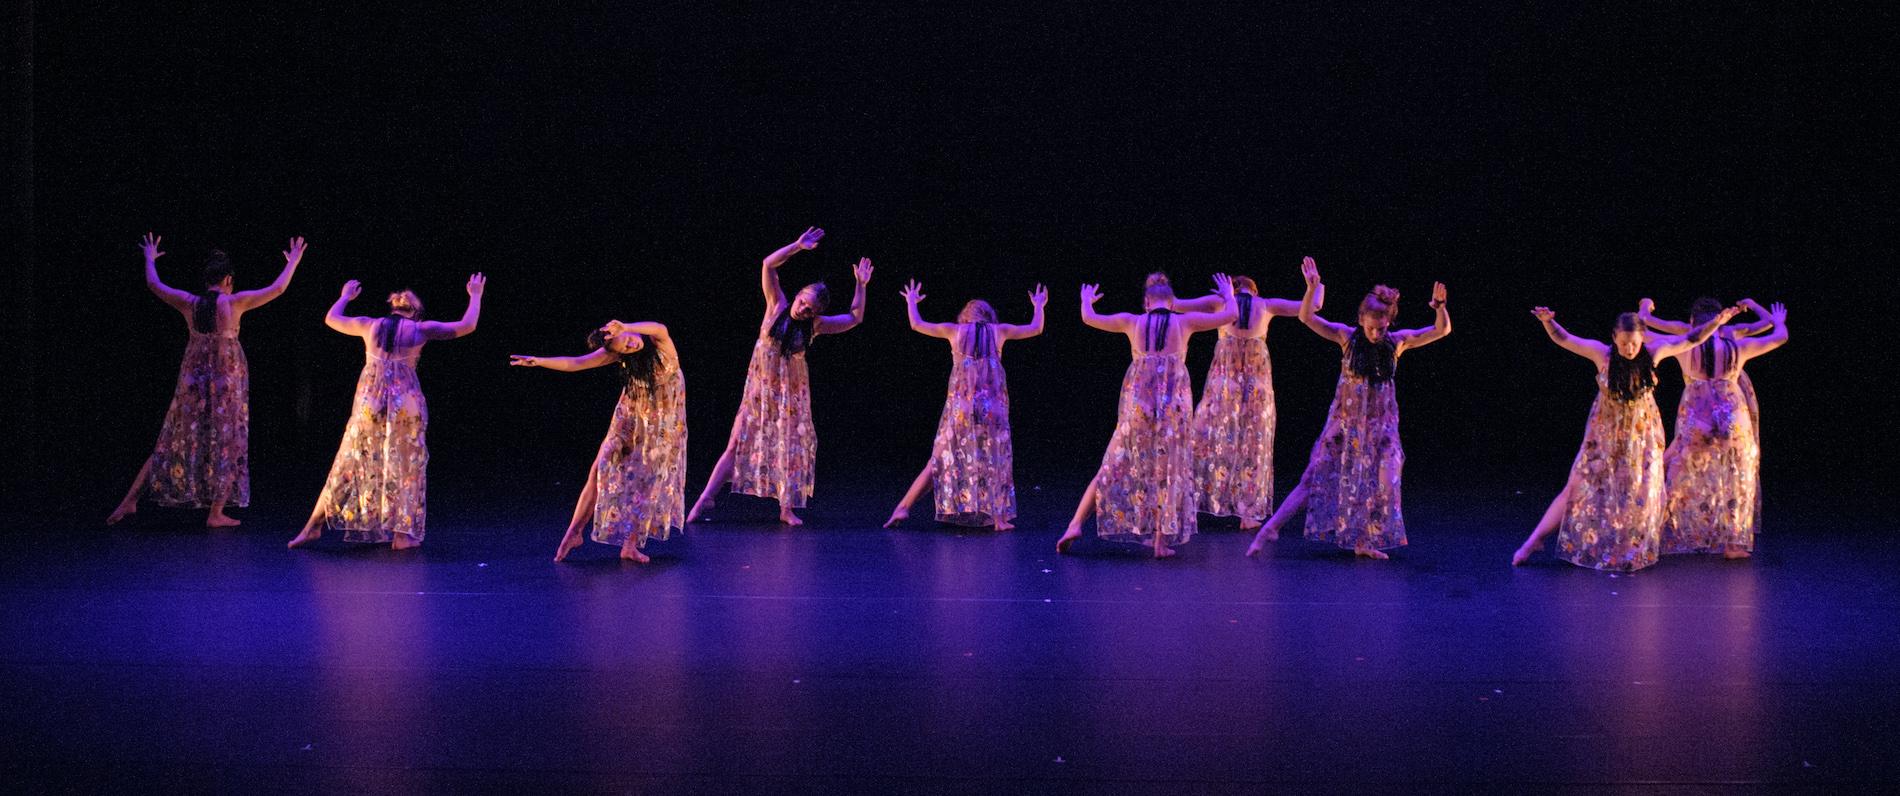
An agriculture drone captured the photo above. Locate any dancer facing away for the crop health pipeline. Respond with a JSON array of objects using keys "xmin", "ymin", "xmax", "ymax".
[
  {"xmin": 687, "ymin": 227, "xmax": 873, "ymax": 526},
  {"xmin": 883, "ymin": 281, "xmax": 1047, "ymax": 530},
  {"xmin": 513, "ymin": 320, "xmax": 688, "ymax": 564},
  {"xmin": 1246, "ymin": 258, "xmax": 1450, "ymax": 560},
  {"xmin": 1640, "ymin": 298, "xmax": 1788, "ymax": 559},
  {"xmin": 1510, "ymin": 305, "xmax": 1740, "ymax": 570},
  {"xmin": 1057, "ymin": 273, "xmax": 1239, "ymax": 559},
  {"xmin": 1188, "ymin": 274, "xmax": 1322, "ymax": 531},
  {"xmin": 109, "ymin": 233, "xmax": 307, "ymax": 528},
  {"xmin": 289, "ymin": 274, "xmax": 486, "ymax": 550}
]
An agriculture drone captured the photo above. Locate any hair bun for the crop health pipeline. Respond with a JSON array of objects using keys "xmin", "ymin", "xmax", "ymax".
[{"xmin": 1373, "ymin": 285, "xmax": 1400, "ymax": 303}]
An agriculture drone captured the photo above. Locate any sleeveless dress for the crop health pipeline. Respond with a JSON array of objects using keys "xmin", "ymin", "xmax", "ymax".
[
  {"xmin": 1556, "ymin": 369, "xmax": 1666, "ymax": 571},
  {"xmin": 1093, "ymin": 311, "xmax": 1198, "ymax": 545},
  {"xmin": 593, "ymin": 348, "xmax": 689, "ymax": 550},
  {"xmin": 317, "ymin": 319, "xmax": 430, "ymax": 543},
  {"xmin": 1300, "ymin": 332, "xmax": 1406, "ymax": 550},
  {"xmin": 729, "ymin": 323, "xmax": 817, "ymax": 508},
  {"xmin": 1190, "ymin": 295, "xmax": 1275, "ymax": 522},
  {"xmin": 929, "ymin": 323, "xmax": 1017, "ymax": 526},
  {"xmin": 143, "ymin": 295, "xmax": 250, "ymax": 508},
  {"xmin": 1662, "ymin": 337, "xmax": 1762, "ymax": 553}
]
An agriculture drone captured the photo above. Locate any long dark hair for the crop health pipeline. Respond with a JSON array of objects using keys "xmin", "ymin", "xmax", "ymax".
[
  {"xmin": 192, "ymin": 250, "xmax": 233, "ymax": 333},
  {"xmin": 1142, "ymin": 307, "xmax": 1174, "ymax": 353},
  {"xmin": 768, "ymin": 284, "xmax": 829, "ymax": 356},
  {"xmin": 1689, "ymin": 296, "xmax": 1726, "ymax": 376},
  {"xmin": 1347, "ymin": 328, "xmax": 1397, "ymax": 382},
  {"xmin": 589, "ymin": 329, "xmax": 660, "ymax": 390},
  {"xmin": 377, "ymin": 290, "xmax": 424, "ymax": 352},
  {"xmin": 1232, "ymin": 276, "xmax": 1259, "ymax": 329},
  {"xmin": 1607, "ymin": 312, "xmax": 1657, "ymax": 401}
]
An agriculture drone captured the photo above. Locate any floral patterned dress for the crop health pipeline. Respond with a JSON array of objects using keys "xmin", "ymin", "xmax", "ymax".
[
  {"xmin": 317, "ymin": 319, "xmax": 430, "ymax": 543},
  {"xmin": 1662, "ymin": 337, "xmax": 1762, "ymax": 554},
  {"xmin": 143, "ymin": 299, "xmax": 250, "ymax": 509},
  {"xmin": 930, "ymin": 323, "xmax": 1016, "ymax": 527},
  {"xmin": 1191, "ymin": 315, "xmax": 1275, "ymax": 522},
  {"xmin": 592, "ymin": 349, "xmax": 689, "ymax": 550},
  {"xmin": 1300, "ymin": 334, "xmax": 1406, "ymax": 551},
  {"xmin": 1093, "ymin": 311, "xmax": 1198, "ymax": 546},
  {"xmin": 1557, "ymin": 371, "xmax": 1666, "ymax": 571},
  {"xmin": 730, "ymin": 336, "xmax": 817, "ymax": 508}
]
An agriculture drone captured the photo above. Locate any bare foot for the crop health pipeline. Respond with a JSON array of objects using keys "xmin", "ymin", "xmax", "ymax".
[
  {"xmin": 554, "ymin": 529, "xmax": 585, "ymax": 562},
  {"xmin": 686, "ymin": 497, "xmax": 714, "ymax": 523},
  {"xmin": 392, "ymin": 535, "xmax": 421, "ymax": 550},
  {"xmin": 1723, "ymin": 546, "xmax": 1752, "ymax": 560},
  {"xmin": 620, "ymin": 544, "xmax": 650, "ymax": 564},
  {"xmin": 993, "ymin": 520, "xmax": 1014, "ymax": 531},
  {"xmin": 1152, "ymin": 543, "xmax": 1177, "ymax": 559},
  {"xmin": 1239, "ymin": 518, "xmax": 1262, "ymax": 531},
  {"xmin": 106, "ymin": 501, "xmax": 137, "ymax": 526},
  {"xmin": 1511, "ymin": 542, "xmax": 1537, "ymax": 566},
  {"xmin": 882, "ymin": 507, "xmax": 908, "ymax": 529},
  {"xmin": 1245, "ymin": 528, "xmax": 1273, "ymax": 558},
  {"xmin": 206, "ymin": 514, "xmax": 241, "ymax": 529},
  {"xmin": 779, "ymin": 509, "xmax": 804, "ymax": 527},
  {"xmin": 1056, "ymin": 525, "xmax": 1083, "ymax": 554},
  {"xmin": 287, "ymin": 528, "xmax": 322, "ymax": 549},
  {"xmin": 1355, "ymin": 546, "xmax": 1390, "ymax": 560}
]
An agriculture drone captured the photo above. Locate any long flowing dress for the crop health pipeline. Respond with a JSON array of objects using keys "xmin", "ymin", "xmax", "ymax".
[
  {"xmin": 316, "ymin": 319, "xmax": 430, "ymax": 543},
  {"xmin": 1662, "ymin": 337, "xmax": 1762, "ymax": 553},
  {"xmin": 592, "ymin": 349, "xmax": 689, "ymax": 549},
  {"xmin": 1556, "ymin": 370, "xmax": 1666, "ymax": 571},
  {"xmin": 142, "ymin": 296, "xmax": 250, "ymax": 509},
  {"xmin": 1300, "ymin": 332, "xmax": 1407, "ymax": 550},
  {"xmin": 930, "ymin": 323, "xmax": 1016, "ymax": 526},
  {"xmin": 1093, "ymin": 311, "xmax": 1198, "ymax": 545},
  {"xmin": 1191, "ymin": 303, "xmax": 1274, "ymax": 522},
  {"xmin": 729, "ymin": 335, "xmax": 817, "ymax": 508}
]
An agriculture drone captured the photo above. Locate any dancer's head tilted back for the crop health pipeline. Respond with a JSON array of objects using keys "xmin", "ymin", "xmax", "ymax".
[
  {"xmin": 588, "ymin": 326, "xmax": 658, "ymax": 388},
  {"xmin": 1357, "ymin": 285, "xmax": 1400, "ymax": 342},
  {"xmin": 958, "ymin": 299, "xmax": 997, "ymax": 325},
  {"xmin": 789, "ymin": 283, "xmax": 831, "ymax": 321},
  {"xmin": 193, "ymin": 250, "xmax": 235, "ymax": 333}
]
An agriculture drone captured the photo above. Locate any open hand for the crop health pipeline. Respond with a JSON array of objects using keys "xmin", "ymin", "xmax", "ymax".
[
  {"xmin": 796, "ymin": 227, "xmax": 825, "ymax": 250},
  {"xmin": 1430, "ymin": 281, "xmax": 1448, "ymax": 307},
  {"xmin": 1300, "ymin": 256, "xmax": 1319, "ymax": 287},
  {"xmin": 284, "ymin": 236, "xmax": 307, "ymax": 266},
  {"xmin": 1029, "ymin": 283, "xmax": 1048, "ymax": 308},
  {"xmin": 508, "ymin": 355, "xmax": 541, "ymax": 368},
  {"xmin": 1212, "ymin": 273, "xmax": 1235, "ymax": 299},
  {"xmin": 853, "ymin": 257, "xmax": 874, "ymax": 284},
  {"xmin": 141, "ymin": 232, "xmax": 165, "ymax": 262},
  {"xmin": 1531, "ymin": 306, "xmax": 1555, "ymax": 323},
  {"xmin": 901, "ymin": 279, "xmax": 925, "ymax": 304},
  {"xmin": 1080, "ymin": 283, "xmax": 1103, "ymax": 305},
  {"xmin": 1768, "ymin": 302, "xmax": 1787, "ymax": 324},
  {"xmin": 467, "ymin": 272, "xmax": 486, "ymax": 297},
  {"xmin": 341, "ymin": 280, "xmax": 362, "ymax": 301}
]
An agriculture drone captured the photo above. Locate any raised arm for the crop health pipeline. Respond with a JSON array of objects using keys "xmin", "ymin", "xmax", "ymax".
[
  {"xmin": 1296, "ymin": 257, "xmax": 1352, "ymax": 345},
  {"xmin": 1181, "ymin": 273, "xmax": 1240, "ymax": 332},
  {"xmin": 999, "ymin": 283, "xmax": 1048, "ymax": 340},
  {"xmin": 1260, "ymin": 281, "xmax": 1323, "ymax": 317},
  {"xmin": 324, "ymin": 279, "xmax": 376, "ymax": 335},
  {"xmin": 140, "ymin": 232, "xmax": 195, "ymax": 313},
  {"xmin": 1169, "ymin": 283, "xmax": 1226, "ymax": 314},
  {"xmin": 418, "ymin": 273, "xmax": 486, "ymax": 340},
  {"xmin": 1532, "ymin": 307, "xmax": 1609, "ymax": 366},
  {"xmin": 232, "ymin": 236, "xmax": 307, "ymax": 312},
  {"xmin": 815, "ymin": 257, "xmax": 873, "ymax": 335},
  {"xmin": 1733, "ymin": 300, "xmax": 1789, "ymax": 360},
  {"xmin": 1394, "ymin": 282, "xmax": 1452, "ymax": 352},
  {"xmin": 1640, "ymin": 297, "xmax": 1772, "ymax": 337},
  {"xmin": 1650, "ymin": 304, "xmax": 1741, "ymax": 360},
  {"xmin": 900, "ymin": 279, "xmax": 956, "ymax": 339},
  {"xmin": 508, "ymin": 347, "xmax": 620, "ymax": 372},
  {"xmin": 1079, "ymin": 283, "xmax": 1136, "ymax": 333},
  {"xmin": 763, "ymin": 227, "xmax": 823, "ymax": 310}
]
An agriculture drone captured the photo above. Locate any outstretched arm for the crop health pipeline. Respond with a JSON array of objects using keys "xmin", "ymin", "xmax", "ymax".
[
  {"xmin": 1261, "ymin": 282, "xmax": 1322, "ymax": 317},
  {"xmin": 1651, "ymin": 304, "xmax": 1742, "ymax": 359},
  {"xmin": 1079, "ymin": 283, "xmax": 1135, "ymax": 333},
  {"xmin": 419, "ymin": 273, "xmax": 486, "ymax": 340},
  {"xmin": 1733, "ymin": 300, "xmax": 1789, "ymax": 360},
  {"xmin": 140, "ymin": 232, "xmax": 195, "ymax": 313},
  {"xmin": 325, "ymin": 280, "xmax": 375, "ymax": 335},
  {"xmin": 1394, "ymin": 282, "xmax": 1451, "ymax": 351},
  {"xmin": 999, "ymin": 283, "xmax": 1048, "ymax": 340},
  {"xmin": 900, "ymin": 279, "xmax": 955, "ymax": 339},
  {"xmin": 1296, "ymin": 257, "xmax": 1352, "ymax": 345},
  {"xmin": 1533, "ymin": 307, "xmax": 1609, "ymax": 366},
  {"xmin": 816, "ymin": 257, "xmax": 873, "ymax": 335},
  {"xmin": 1181, "ymin": 273, "xmax": 1240, "ymax": 332},
  {"xmin": 1640, "ymin": 297, "xmax": 1772, "ymax": 337},
  {"xmin": 763, "ymin": 227, "xmax": 823, "ymax": 311},
  {"xmin": 232, "ymin": 236, "xmax": 307, "ymax": 312},
  {"xmin": 509, "ymin": 347, "xmax": 619, "ymax": 372}
]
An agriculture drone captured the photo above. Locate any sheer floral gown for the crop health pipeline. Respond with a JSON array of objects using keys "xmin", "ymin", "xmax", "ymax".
[
  {"xmin": 142, "ymin": 295, "xmax": 250, "ymax": 509},
  {"xmin": 1662, "ymin": 337, "xmax": 1762, "ymax": 554},
  {"xmin": 928, "ymin": 322, "xmax": 1016, "ymax": 527},
  {"xmin": 314, "ymin": 318, "xmax": 432, "ymax": 544},
  {"xmin": 1556, "ymin": 369, "xmax": 1667, "ymax": 571},
  {"xmin": 591, "ymin": 348, "xmax": 689, "ymax": 550},
  {"xmin": 1190, "ymin": 294, "xmax": 1276, "ymax": 524},
  {"xmin": 1299, "ymin": 331, "xmax": 1407, "ymax": 551},
  {"xmin": 1092, "ymin": 310, "xmax": 1199, "ymax": 546}
]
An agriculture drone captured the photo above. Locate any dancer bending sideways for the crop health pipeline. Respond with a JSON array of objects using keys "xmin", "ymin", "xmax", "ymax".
[
  {"xmin": 1640, "ymin": 298, "xmax": 1788, "ymax": 559},
  {"xmin": 884, "ymin": 281, "xmax": 1047, "ymax": 530},
  {"xmin": 512, "ymin": 320, "xmax": 687, "ymax": 564},
  {"xmin": 109, "ymin": 233, "xmax": 307, "ymax": 528},
  {"xmin": 687, "ymin": 227, "xmax": 872, "ymax": 526},
  {"xmin": 1057, "ymin": 273, "xmax": 1238, "ymax": 559},
  {"xmin": 1246, "ymin": 258, "xmax": 1450, "ymax": 560},
  {"xmin": 289, "ymin": 274, "xmax": 486, "ymax": 550},
  {"xmin": 1189, "ymin": 274, "xmax": 1322, "ymax": 531},
  {"xmin": 1510, "ymin": 305, "xmax": 1739, "ymax": 570}
]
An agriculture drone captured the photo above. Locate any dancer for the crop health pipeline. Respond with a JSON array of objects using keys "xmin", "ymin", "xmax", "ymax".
[
  {"xmin": 1509, "ymin": 305, "xmax": 1740, "ymax": 570},
  {"xmin": 289, "ymin": 274, "xmax": 486, "ymax": 550},
  {"xmin": 512, "ymin": 320, "xmax": 687, "ymax": 564},
  {"xmin": 1056, "ymin": 273, "xmax": 1238, "ymax": 559},
  {"xmin": 1245, "ymin": 258, "xmax": 1450, "ymax": 560},
  {"xmin": 687, "ymin": 227, "xmax": 872, "ymax": 526},
  {"xmin": 1188, "ymin": 274, "xmax": 1319, "ymax": 530},
  {"xmin": 883, "ymin": 281, "xmax": 1047, "ymax": 530},
  {"xmin": 1644, "ymin": 298, "xmax": 1788, "ymax": 558},
  {"xmin": 109, "ymin": 232, "xmax": 307, "ymax": 528}
]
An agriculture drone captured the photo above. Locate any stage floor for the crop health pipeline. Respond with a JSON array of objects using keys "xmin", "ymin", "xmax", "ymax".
[{"xmin": 4, "ymin": 494, "xmax": 1896, "ymax": 793}]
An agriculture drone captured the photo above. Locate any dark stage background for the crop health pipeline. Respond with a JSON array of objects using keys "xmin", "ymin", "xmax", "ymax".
[{"xmin": 11, "ymin": 2, "xmax": 1894, "ymax": 529}]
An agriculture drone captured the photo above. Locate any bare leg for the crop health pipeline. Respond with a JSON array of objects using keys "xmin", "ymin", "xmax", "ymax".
[
  {"xmin": 206, "ymin": 499, "xmax": 240, "ymax": 528},
  {"xmin": 687, "ymin": 445, "xmax": 737, "ymax": 523},
  {"xmin": 884, "ymin": 461, "xmax": 934, "ymax": 528},
  {"xmin": 1152, "ymin": 530, "xmax": 1176, "ymax": 559},
  {"xmin": 1247, "ymin": 482, "xmax": 1307, "ymax": 557},
  {"xmin": 287, "ymin": 495, "xmax": 328, "ymax": 549},
  {"xmin": 1056, "ymin": 480, "xmax": 1099, "ymax": 554},
  {"xmin": 1513, "ymin": 476, "xmax": 1577, "ymax": 566},
  {"xmin": 555, "ymin": 464, "xmax": 599, "ymax": 562},
  {"xmin": 107, "ymin": 458, "xmax": 153, "ymax": 525}
]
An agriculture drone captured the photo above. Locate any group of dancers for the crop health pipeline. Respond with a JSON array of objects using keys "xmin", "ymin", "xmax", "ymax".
[{"xmin": 106, "ymin": 228, "xmax": 1786, "ymax": 571}]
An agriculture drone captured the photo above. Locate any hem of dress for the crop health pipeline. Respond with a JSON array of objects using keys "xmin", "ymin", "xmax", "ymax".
[
  {"xmin": 592, "ymin": 522, "xmax": 684, "ymax": 549},
  {"xmin": 1303, "ymin": 531, "xmax": 1407, "ymax": 551},
  {"xmin": 729, "ymin": 485, "xmax": 813, "ymax": 509},
  {"xmin": 150, "ymin": 497, "xmax": 251, "ymax": 510},
  {"xmin": 935, "ymin": 511, "xmax": 1014, "ymax": 527}
]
